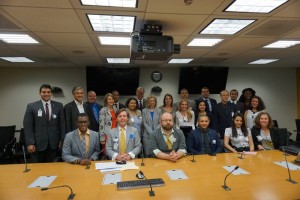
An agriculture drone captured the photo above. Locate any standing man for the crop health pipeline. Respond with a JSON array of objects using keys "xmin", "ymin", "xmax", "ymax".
[
  {"xmin": 23, "ymin": 84, "xmax": 65, "ymax": 163},
  {"xmin": 112, "ymin": 90, "xmax": 126, "ymax": 110},
  {"xmin": 229, "ymin": 89, "xmax": 244, "ymax": 114},
  {"xmin": 149, "ymin": 112, "xmax": 186, "ymax": 162},
  {"xmin": 136, "ymin": 87, "xmax": 147, "ymax": 111},
  {"xmin": 84, "ymin": 90, "xmax": 102, "ymax": 132},
  {"xmin": 64, "ymin": 86, "xmax": 86, "ymax": 133},
  {"xmin": 62, "ymin": 113, "xmax": 100, "ymax": 165},
  {"xmin": 212, "ymin": 90, "xmax": 237, "ymax": 139},
  {"xmin": 106, "ymin": 109, "xmax": 142, "ymax": 161},
  {"xmin": 195, "ymin": 87, "xmax": 217, "ymax": 114},
  {"xmin": 173, "ymin": 88, "xmax": 196, "ymax": 112}
]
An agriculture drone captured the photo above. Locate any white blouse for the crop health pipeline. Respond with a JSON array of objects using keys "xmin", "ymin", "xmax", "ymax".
[
  {"xmin": 225, "ymin": 127, "xmax": 251, "ymax": 148},
  {"xmin": 175, "ymin": 111, "xmax": 195, "ymax": 130}
]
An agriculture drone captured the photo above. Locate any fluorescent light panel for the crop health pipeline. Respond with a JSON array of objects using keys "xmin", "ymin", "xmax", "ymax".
[
  {"xmin": 263, "ymin": 40, "xmax": 300, "ymax": 48},
  {"xmin": 200, "ymin": 19, "xmax": 255, "ymax": 35},
  {"xmin": 81, "ymin": 0, "xmax": 137, "ymax": 8},
  {"xmin": 0, "ymin": 33, "xmax": 39, "ymax": 44},
  {"xmin": 107, "ymin": 58, "xmax": 130, "ymax": 63},
  {"xmin": 98, "ymin": 36, "xmax": 130, "ymax": 45},
  {"xmin": 168, "ymin": 59, "xmax": 193, "ymax": 64},
  {"xmin": 225, "ymin": 0, "xmax": 288, "ymax": 13},
  {"xmin": 249, "ymin": 59, "xmax": 279, "ymax": 64},
  {"xmin": 188, "ymin": 38, "xmax": 223, "ymax": 46},
  {"xmin": 0, "ymin": 57, "xmax": 34, "ymax": 62},
  {"xmin": 88, "ymin": 14, "xmax": 135, "ymax": 32}
]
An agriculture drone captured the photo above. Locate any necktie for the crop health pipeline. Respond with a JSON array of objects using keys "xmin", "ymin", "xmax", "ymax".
[
  {"xmin": 92, "ymin": 103, "xmax": 99, "ymax": 123},
  {"xmin": 119, "ymin": 128, "xmax": 126, "ymax": 154},
  {"xmin": 166, "ymin": 135, "xmax": 172, "ymax": 150},
  {"xmin": 203, "ymin": 132, "xmax": 212, "ymax": 154},
  {"xmin": 139, "ymin": 100, "xmax": 143, "ymax": 110},
  {"xmin": 81, "ymin": 133, "xmax": 86, "ymax": 158},
  {"xmin": 45, "ymin": 103, "xmax": 49, "ymax": 122}
]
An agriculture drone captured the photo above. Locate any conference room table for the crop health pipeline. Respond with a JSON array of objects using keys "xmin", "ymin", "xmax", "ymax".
[{"xmin": 0, "ymin": 150, "xmax": 299, "ymax": 200}]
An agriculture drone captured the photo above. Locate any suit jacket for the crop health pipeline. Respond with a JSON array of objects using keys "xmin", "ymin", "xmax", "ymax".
[
  {"xmin": 187, "ymin": 128, "xmax": 223, "ymax": 154},
  {"xmin": 136, "ymin": 98, "xmax": 147, "ymax": 110},
  {"xmin": 142, "ymin": 108, "xmax": 162, "ymax": 138},
  {"xmin": 62, "ymin": 129, "xmax": 100, "ymax": 162},
  {"xmin": 195, "ymin": 97, "xmax": 217, "ymax": 114},
  {"xmin": 251, "ymin": 126, "xmax": 282, "ymax": 150},
  {"xmin": 64, "ymin": 101, "xmax": 87, "ymax": 133},
  {"xmin": 113, "ymin": 102, "xmax": 126, "ymax": 110},
  {"xmin": 84, "ymin": 102, "xmax": 103, "ymax": 132},
  {"xmin": 99, "ymin": 106, "xmax": 118, "ymax": 142},
  {"xmin": 230, "ymin": 100, "xmax": 245, "ymax": 114},
  {"xmin": 106, "ymin": 126, "xmax": 142, "ymax": 159},
  {"xmin": 23, "ymin": 100, "xmax": 65, "ymax": 151},
  {"xmin": 212, "ymin": 102, "xmax": 237, "ymax": 139}
]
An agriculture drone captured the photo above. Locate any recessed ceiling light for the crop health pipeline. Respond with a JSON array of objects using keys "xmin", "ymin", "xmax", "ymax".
[
  {"xmin": 107, "ymin": 58, "xmax": 130, "ymax": 63},
  {"xmin": 0, "ymin": 33, "xmax": 39, "ymax": 44},
  {"xmin": 249, "ymin": 59, "xmax": 279, "ymax": 64},
  {"xmin": 87, "ymin": 14, "xmax": 135, "ymax": 32},
  {"xmin": 168, "ymin": 59, "xmax": 193, "ymax": 64},
  {"xmin": 98, "ymin": 36, "xmax": 130, "ymax": 45},
  {"xmin": 225, "ymin": 0, "xmax": 288, "ymax": 13},
  {"xmin": 200, "ymin": 19, "xmax": 255, "ymax": 35},
  {"xmin": 188, "ymin": 38, "xmax": 224, "ymax": 46},
  {"xmin": 81, "ymin": 0, "xmax": 137, "ymax": 8},
  {"xmin": 263, "ymin": 40, "xmax": 300, "ymax": 48},
  {"xmin": 0, "ymin": 57, "xmax": 34, "ymax": 62}
]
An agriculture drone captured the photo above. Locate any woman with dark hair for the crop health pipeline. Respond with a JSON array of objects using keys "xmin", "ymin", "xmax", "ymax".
[
  {"xmin": 125, "ymin": 97, "xmax": 142, "ymax": 138},
  {"xmin": 195, "ymin": 100, "xmax": 213, "ymax": 128},
  {"xmin": 238, "ymin": 88, "xmax": 256, "ymax": 112},
  {"xmin": 244, "ymin": 95, "xmax": 266, "ymax": 129},
  {"xmin": 224, "ymin": 113, "xmax": 254, "ymax": 153},
  {"xmin": 159, "ymin": 94, "xmax": 176, "ymax": 121},
  {"xmin": 251, "ymin": 112, "xmax": 282, "ymax": 150}
]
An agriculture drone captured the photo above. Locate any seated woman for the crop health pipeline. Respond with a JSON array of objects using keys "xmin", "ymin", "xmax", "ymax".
[
  {"xmin": 224, "ymin": 113, "xmax": 254, "ymax": 153},
  {"xmin": 251, "ymin": 111, "xmax": 281, "ymax": 150},
  {"xmin": 187, "ymin": 115, "xmax": 222, "ymax": 155}
]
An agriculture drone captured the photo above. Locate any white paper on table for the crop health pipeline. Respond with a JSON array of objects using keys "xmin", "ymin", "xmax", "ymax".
[
  {"xmin": 96, "ymin": 161, "xmax": 139, "ymax": 173},
  {"xmin": 95, "ymin": 162, "xmax": 122, "ymax": 170},
  {"xmin": 223, "ymin": 166, "xmax": 250, "ymax": 175},
  {"xmin": 243, "ymin": 151, "xmax": 257, "ymax": 155},
  {"xmin": 27, "ymin": 176, "xmax": 57, "ymax": 188},
  {"xmin": 274, "ymin": 161, "xmax": 300, "ymax": 170}
]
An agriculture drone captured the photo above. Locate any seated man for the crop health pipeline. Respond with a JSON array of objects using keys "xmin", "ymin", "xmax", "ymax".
[
  {"xmin": 106, "ymin": 108, "xmax": 142, "ymax": 161},
  {"xmin": 187, "ymin": 115, "xmax": 222, "ymax": 155},
  {"xmin": 62, "ymin": 113, "xmax": 100, "ymax": 165},
  {"xmin": 149, "ymin": 112, "xmax": 187, "ymax": 162}
]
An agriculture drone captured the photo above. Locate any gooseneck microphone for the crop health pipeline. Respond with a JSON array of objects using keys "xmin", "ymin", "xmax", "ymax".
[
  {"xmin": 141, "ymin": 147, "xmax": 145, "ymax": 166},
  {"xmin": 139, "ymin": 171, "xmax": 155, "ymax": 196},
  {"xmin": 186, "ymin": 153, "xmax": 196, "ymax": 162},
  {"xmin": 222, "ymin": 166, "xmax": 239, "ymax": 191},
  {"xmin": 283, "ymin": 147, "xmax": 297, "ymax": 184},
  {"xmin": 41, "ymin": 185, "xmax": 75, "ymax": 200},
  {"xmin": 238, "ymin": 151, "xmax": 245, "ymax": 159},
  {"xmin": 22, "ymin": 145, "xmax": 31, "ymax": 173}
]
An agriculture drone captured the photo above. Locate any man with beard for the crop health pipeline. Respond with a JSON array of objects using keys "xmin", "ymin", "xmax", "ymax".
[{"xmin": 149, "ymin": 112, "xmax": 186, "ymax": 161}]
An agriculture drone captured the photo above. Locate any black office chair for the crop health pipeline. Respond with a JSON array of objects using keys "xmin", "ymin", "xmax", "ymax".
[
  {"xmin": 272, "ymin": 120, "xmax": 279, "ymax": 128},
  {"xmin": 0, "ymin": 125, "xmax": 16, "ymax": 164},
  {"xmin": 12, "ymin": 128, "xmax": 30, "ymax": 163},
  {"xmin": 295, "ymin": 119, "xmax": 300, "ymax": 143}
]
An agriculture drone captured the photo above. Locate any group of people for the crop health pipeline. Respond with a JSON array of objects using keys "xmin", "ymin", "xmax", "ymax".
[{"xmin": 23, "ymin": 84, "xmax": 285, "ymax": 165}]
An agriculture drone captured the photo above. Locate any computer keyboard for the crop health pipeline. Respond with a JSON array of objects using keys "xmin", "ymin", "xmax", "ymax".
[{"xmin": 117, "ymin": 178, "xmax": 165, "ymax": 190}]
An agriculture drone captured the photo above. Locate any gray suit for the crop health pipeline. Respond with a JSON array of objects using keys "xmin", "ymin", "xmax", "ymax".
[
  {"xmin": 64, "ymin": 101, "xmax": 87, "ymax": 133},
  {"xmin": 106, "ymin": 126, "xmax": 142, "ymax": 159},
  {"xmin": 23, "ymin": 100, "xmax": 65, "ymax": 151},
  {"xmin": 62, "ymin": 129, "xmax": 100, "ymax": 163},
  {"xmin": 142, "ymin": 108, "xmax": 162, "ymax": 156}
]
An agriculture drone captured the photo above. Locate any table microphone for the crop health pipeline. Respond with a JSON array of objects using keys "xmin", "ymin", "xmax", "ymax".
[
  {"xmin": 221, "ymin": 166, "xmax": 239, "ymax": 191},
  {"xmin": 282, "ymin": 147, "xmax": 297, "ymax": 184},
  {"xmin": 238, "ymin": 151, "xmax": 245, "ymax": 159},
  {"xmin": 22, "ymin": 145, "xmax": 31, "ymax": 173},
  {"xmin": 141, "ymin": 147, "xmax": 145, "ymax": 166},
  {"xmin": 139, "ymin": 171, "xmax": 155, "ymax": 197},
  {"xmin": 41, "ymin": 185, "xmax": 75, "ymax": 200},
  {"xmin": 187, "ymin": 153, "xmax": 196, "ymax": 162}
]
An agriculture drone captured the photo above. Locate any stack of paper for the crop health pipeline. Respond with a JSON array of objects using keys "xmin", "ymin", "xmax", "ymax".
[{"xmin": 95, "ymin": 161, "xmax": 139, "ymax": 173}]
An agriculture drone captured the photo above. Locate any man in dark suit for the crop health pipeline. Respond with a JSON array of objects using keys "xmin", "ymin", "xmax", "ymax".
[
  {"xmin": 62, "ymin": 113, "xmax": 100, "ymax": 165},
  {"xmin": 23, "ymin": 84, "xmax": 65, "ymax": 163},
  {"xmin": 136, "ymin": 86, "xmax": 147, "ymax": 111},
  {"xmin": 64, "ymin": 86, "xmax": 87, "ymax": 133},
  {"xmin": 195, "ymin": 87, "xmax": 217, "ymax": 114},
  {"xmin": 112, "ymin": 90, "xmax": 126, "ymax": 110},
  {"xmin": 212, "ymin": 90, "xmax": 237, "ymax": 139},
  {"xmin": 230, "ymin": 89, "xmax": 245, "ymax": 114},
  {"xmin": 84, "ymin": 90, "xmax": 102, "ymax": 132}
]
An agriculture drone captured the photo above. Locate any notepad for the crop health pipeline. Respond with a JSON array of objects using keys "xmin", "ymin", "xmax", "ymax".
[
  {"xmin": 27, "ymin": 176, "xmax": 57, "ymax": 188},
  {"xmin": 102, "ymin": 173, "xmax": 122, "ymax": 185}
]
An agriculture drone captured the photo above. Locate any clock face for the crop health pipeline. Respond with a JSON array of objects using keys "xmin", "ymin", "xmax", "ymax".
[{"xmin": 151, "ymin": 71, "xmax": 162, "ymax": 82}]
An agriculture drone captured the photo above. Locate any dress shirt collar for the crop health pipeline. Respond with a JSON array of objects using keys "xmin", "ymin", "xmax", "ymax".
[
  {"xmin": 74, "ymin": 99, "xmax": 83, "ymax": 106},
  {"xmin": 78, "ymin": 129, "xmax": 90, "ymax": 136},
  {"xmin": 118, "ymin": 125, "xmax": 127, "ymax": 132}
]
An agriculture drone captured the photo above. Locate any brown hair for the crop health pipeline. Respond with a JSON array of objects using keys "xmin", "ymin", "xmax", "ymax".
[{"xmin": 254, "ymin": 111, "xmax": 273, "ymax": 129}]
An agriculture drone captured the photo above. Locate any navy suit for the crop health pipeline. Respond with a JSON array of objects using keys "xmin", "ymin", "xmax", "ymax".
[
  {"xmin": 212, "ymin": 102, "xmax": 237, "ymax": 139},
  {"xmin": 187, "ymin": 128, "xmax": 222, "ymax": 155},
  {"xmin": 195, "ymin": 97, "xmax": 217, "ymax": 114},
  {"xmin": 84, "ymin": 102, "xmax": 103, "ymax": 132}
]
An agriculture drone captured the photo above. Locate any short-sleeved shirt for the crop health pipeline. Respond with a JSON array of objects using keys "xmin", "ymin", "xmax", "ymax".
[{"xmin": 225, "ymin": 127, "xmax": 251, "ymax": 148}]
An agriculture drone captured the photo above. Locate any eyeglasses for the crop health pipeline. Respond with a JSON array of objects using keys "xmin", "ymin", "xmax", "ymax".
[{"xmin": 78, "ymin": 121, "xmax": 89, "ymax": 124}]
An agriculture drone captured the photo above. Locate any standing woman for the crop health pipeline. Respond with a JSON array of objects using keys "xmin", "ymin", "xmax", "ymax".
[
  {"xmin": 159, "ymin": 94, "xmax": 176, "ymax": 122},
  {"xmin": 251, "ymin": 112, "xmax": 281, "ymax": 150},
  {"xmin": 176, "ymin": 99, "xmax": 195, "ymax": 130},
  {"xmin": 195, "ymin": 100, "xmax": 213, "ymax": 128},
  {"xmin": 142, "ymin": 95, "xmax": 162, "ymax": 157},
  {"xmin": 125, "ymin": 97, "xmax": 142, "ymax": 138},
  {"xmin": 244, "ymin": 96, "xmax": 265, "ymax": 129},
  {"xmin": 99, "ymin": 93, "xmax": 117, "ymax": 147},
  {"xmin": 238, "ymin": 88, "xmax": 256, "ymax": 113},
  {"xmin": 224, "ymin": 113, "xmax": 254, "ymax": 153}
]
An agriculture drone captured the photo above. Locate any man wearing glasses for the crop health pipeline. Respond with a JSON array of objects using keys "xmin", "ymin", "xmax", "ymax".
[{"xmin": 62, "ymin": 113, "xmax": 101, "ymax": 165}]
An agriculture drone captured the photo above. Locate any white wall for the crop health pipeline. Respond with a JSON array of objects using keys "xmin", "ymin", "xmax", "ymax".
[{"xmin": 0, "ymin": 67, "xmax": 297, "ymax": 140}]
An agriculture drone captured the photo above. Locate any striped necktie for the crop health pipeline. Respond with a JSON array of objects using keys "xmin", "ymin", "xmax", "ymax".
[
  {"xmin": 166, "ymin": 135, "xmax": 172, "ymax": 150},
  {"xmin": 81, "ymin": 133, "xmax": 86, "ymax": 158}
]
